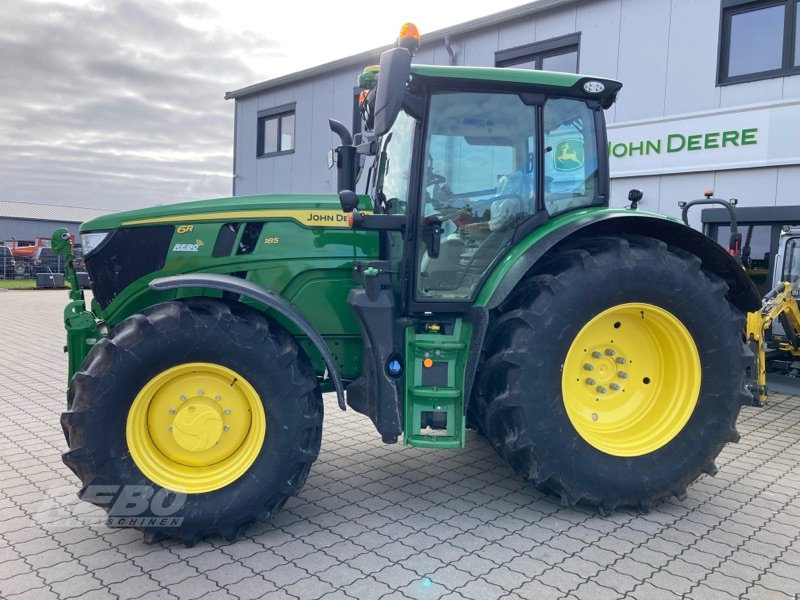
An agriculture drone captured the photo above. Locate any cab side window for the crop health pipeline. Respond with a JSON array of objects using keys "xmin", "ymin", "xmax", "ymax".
[{"xmin": 543, "ymin": 98, "xmax": 599, "ymax": 216}]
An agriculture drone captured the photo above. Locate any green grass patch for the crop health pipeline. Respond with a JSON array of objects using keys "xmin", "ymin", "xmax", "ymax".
[{"xmin": 0, "ymin": 279, "xmax": 38, "ymax": 289}]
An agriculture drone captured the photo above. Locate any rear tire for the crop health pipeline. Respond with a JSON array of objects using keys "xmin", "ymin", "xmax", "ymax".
[
  {"xmin": 61, "ymin": 299, "xmax": 322, "ymax": 544},
  {"xmin": 474, "ymin": 235, "xmax": 751, "ymax": 512}
]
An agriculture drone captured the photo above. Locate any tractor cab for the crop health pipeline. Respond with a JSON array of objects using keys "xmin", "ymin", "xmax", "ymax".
[
  {"xmin": 383, "ymin": 86, "xmax": 603, "ymax": 307},
  {"xmin": 329, "ymin": 25, "xmax": 622, "ymax": 448},
  {"xmin": 330, "ymin": 26, "xmax": 620, "ymax": 314}
]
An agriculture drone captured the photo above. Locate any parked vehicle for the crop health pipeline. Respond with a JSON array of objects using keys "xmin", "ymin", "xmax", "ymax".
[
  {"xmin": 32, "ymin": 247, "xmax": 65, "ymax": 274},
  {"xmin": 5, "ymin": 234, "xmax": 74, "ymax": 277}
]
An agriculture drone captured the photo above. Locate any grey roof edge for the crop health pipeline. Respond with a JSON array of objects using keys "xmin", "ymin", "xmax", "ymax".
[
  {"xmin": 225, "ymin": 0, "xmax": 581, "ymax": 100},
  {"xmin": 0, "ymin": 200, "xmax": 111, "ymax": 224}
]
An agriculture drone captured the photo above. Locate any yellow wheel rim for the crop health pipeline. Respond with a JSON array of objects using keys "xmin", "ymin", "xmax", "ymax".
[
  {"xmin": 562, "ymin": 303, "xmax": 701, "ymax": 457},
  {"xmin": 126, "ymin": 363, "xmax": 266, "ymax": 493}
]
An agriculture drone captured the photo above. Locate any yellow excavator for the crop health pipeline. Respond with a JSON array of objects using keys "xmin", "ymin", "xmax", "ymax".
[
  {"xmin": 681, "ymin": 193, "xmax": 800, "ymax": 405},
  {"xmin": 746, "ymin": 279, "xmax": 800, "ymax": 404}
]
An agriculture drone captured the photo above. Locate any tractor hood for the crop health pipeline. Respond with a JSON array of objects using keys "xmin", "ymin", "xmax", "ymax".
[
  {"xmin": 78, "ymin": 192, "xmax": 377, "ymax": 314},
  {"xmin": 79, "ymin": 193, "xmax": 369, "ymax": 233}
]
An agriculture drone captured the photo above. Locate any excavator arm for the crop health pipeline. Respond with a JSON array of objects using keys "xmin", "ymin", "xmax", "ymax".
[{"xmin": 746, "ymin": 281, "xmax": 800, "ymax": 404}]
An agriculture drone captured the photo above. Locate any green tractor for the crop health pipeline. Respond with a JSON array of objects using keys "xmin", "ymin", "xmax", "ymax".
[{"xmin": 56, "ymin": 25, "xmax": 760, "ymax": 544}]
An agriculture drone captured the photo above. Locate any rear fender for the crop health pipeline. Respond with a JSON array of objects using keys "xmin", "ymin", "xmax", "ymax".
[
  {"xmin": 149, "ymin": 273, "xmax": 346, "ymax": 410},
  {"xmin": 482, "ymin": 211, "xmax": 761, "ymax": 314}
]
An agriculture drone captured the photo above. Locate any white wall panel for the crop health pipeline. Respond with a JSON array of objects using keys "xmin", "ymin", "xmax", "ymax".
[
  {"xmin": 256, "ymin": 91, "xmax": 277, "ymax": 112},
  {"xmin": 720, "ymin": 79, "xmax": 783, "ymax": 107},
  {"xmin": 534, "ymin": 5, "xmax": 578, "ymax": 40},
  {"xmin": 310, "ymin": 74, "xmax": 335, "ymax": 194},
  {"xmin": 615, "ymin": 0, "xmax": 671, "ymax": 121},
  {"xmin": 234, "ymin": 97, "xmax": 259, "ymax": 196},
  {"xmin": 576, "ymin": 0, "xmax": 621, "ymax": 124},
  {"xmin": 713, "ymin": 167, "xmax": 779, "ymax": 208},
  {"xmin": 289, "ymin": 82, "xmax": 314, "ymax": 193},
  {"xmin": 497, "ymin": 17, "xmax": 535, "ymax": 53},
  {"xmin": 575, "ymin": 0, "xmax": 621, "ymax": 80},
  {"xmin": 414, "ymin": 46, "xmax": 436, "ymax": 65},
  {"xmin": 256, "ymin": 152, "xmax": 275, "ymax": 194},
  {"xmin": 430, "ymin": 41, "xmax": 450, "ymax": 66},
  {"xmin": 664, "ymin": 0, "xmax": 721, "ymax": 115},
  {"xmin": 657, "ymin": 171, "xmax": 716, "ymax": 228},
  {"xmin": 460, "ymin": 28, "xmax": 499, "ymax": 67},
  {"xmin": 775, "ymin": 166, "xmax": 800, "ymax": 206},
  {"xmin": 782, "ymin": 75, "xmax": 800, "ymax": 99}
]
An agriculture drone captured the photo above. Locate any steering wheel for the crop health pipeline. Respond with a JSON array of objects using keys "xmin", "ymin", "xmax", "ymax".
[{"xmin": 427, "ymin": 172, "xmax": 446, "ymax": 186}]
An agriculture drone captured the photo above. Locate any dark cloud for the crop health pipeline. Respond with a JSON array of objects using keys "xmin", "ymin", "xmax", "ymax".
[{"xmin": 0, "ymin": 0, "xmax": 282, "ymax": 210}]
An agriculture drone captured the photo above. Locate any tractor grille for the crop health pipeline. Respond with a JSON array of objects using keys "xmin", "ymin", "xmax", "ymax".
[{"xmin": 85, "ymin": 226, "xmax": 173, "ymax": 308}]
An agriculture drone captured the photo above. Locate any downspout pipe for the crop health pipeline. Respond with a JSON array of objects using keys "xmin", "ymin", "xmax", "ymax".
[{"xmin": 444, "ymin": 35, "xmax": 456, "ymax": 66}]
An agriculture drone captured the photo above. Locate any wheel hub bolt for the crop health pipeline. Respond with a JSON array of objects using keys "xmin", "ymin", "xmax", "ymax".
[
  {"xmin": 585, "ymin": 377, "xmax": 596, "ymax": 385},
  {"xmin": 214, "ymin": 394, "xmax": 222, "ymax": 401},
  {"xmin": 168, "ymin": 408, "xmax": 176, "ymax": 414},
  {"xmin": 596, "ymin": 386, "xmax": 607, "ymax": 394},
  {"xmin": 224, "ymin": 408, "xmax": 231, "ymax": 415},
  {"xmin": 223, "ymin": 425, "xmax": 230, "ymax": 432},
  {"xmin": 592, "ymin": 351, "xmax": 602, "ymax": 359},
  {"xmin": 583, "ymin": 363, "xmax": 594, "ymax": 371},
  {"xmin": 197, "ymin": 389, "xmax": 204, "ymax": 396},
  {"xmin": 609, "ymin": 383, "xmax": 621, "ymax": 391},
  {"xmin": 605, "ymin": 348, "xmax": 615, "ymax": 356},
  {"xmin": 591, "ymin": 413, "xmax": 598, "ymax": 421},
  {"xmin": 179, "ymin": 394, "xmax": 187, "ymax": 401},
  {"xmin": 618, "ymin": 371, "xmax": 628, "ymax": 379},
  {"xmin": 168, "ymin": 425, "xmax": 173, "ymax": 431},
  {"xmin": 615, "ymin": 357, "xmax": 626, "ymax": 364}
]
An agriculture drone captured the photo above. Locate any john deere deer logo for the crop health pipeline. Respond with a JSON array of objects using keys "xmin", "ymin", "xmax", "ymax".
[{"xmin": 554, "ymin": 139, "xmax": 584, "ymax": 171}]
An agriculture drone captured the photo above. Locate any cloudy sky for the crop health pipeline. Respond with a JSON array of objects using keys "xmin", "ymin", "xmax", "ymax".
[{"xmin": 0, "ymin": 0, "xmax": 525, "ymax": 211}]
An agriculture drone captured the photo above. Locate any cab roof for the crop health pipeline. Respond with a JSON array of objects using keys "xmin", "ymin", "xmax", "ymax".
[{"xmin": 410, "ymin": 65, "xmax": 622, "ymax": 108}]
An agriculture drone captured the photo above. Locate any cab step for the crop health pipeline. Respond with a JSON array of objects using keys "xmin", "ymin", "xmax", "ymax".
[{"xmin": 403, "ymin": 320, "xmax": 471, "ymax": 448}]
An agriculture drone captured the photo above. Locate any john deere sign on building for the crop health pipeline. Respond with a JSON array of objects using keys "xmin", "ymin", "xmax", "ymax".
[
  {"xmin": 227, "ymin": 0, "xmax": 800, "ymax": 218},
  {"xmin": 608, "ymin": 99, "xmax": 800, "ymax": 178}
]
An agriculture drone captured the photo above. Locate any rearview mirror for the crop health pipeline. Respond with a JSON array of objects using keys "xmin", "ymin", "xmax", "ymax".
[{"xmin": 373, "ymin": 48, "xmax": 412, "ymax": 137}]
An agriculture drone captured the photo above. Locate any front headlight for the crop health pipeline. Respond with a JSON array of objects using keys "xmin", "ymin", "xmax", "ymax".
[{"xmin": 81, "ymin": 232, "xmax": 110, "ymax": 256}]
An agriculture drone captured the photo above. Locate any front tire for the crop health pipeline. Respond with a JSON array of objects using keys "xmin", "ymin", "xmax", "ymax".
[
  {"xmin": 61, "ymin": 299, "xmax": 322, "ymax": 544},
  {"xmin": 474, "ymin": 235, "xmax": 751, "ymax": 512}
]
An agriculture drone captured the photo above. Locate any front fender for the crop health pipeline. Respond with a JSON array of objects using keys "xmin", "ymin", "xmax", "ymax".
[
  {"xmin": 479, "ymin": 209, "xmax": 761, "ymax": 314},
  {"xmin": 149, "ymin": 273, "xmax": 346, "ymax": 410}
]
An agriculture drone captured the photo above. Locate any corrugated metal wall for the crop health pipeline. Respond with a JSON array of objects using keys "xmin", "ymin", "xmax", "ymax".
[{"xmin": 0, "ymin": 219, "xmax": 80, "ymax": 243}]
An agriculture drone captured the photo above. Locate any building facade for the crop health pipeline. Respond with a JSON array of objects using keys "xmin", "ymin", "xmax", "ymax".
[
  {"xmin": 226, "ymin": 0, "xmax": 800, "ymax": 234},
  {"xmin": 0, "ymin": 201, "xmax": 109, "ymax": 242}
]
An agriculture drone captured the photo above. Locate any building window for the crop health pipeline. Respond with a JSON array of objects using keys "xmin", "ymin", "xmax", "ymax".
[
  {"xmin": 719, "ymin": 0, "xmax": 800, "ymax": 84},
  {"xmin": 495, "ymin": 33, "xmax": 580, "ymax": 72},
  {"xmin": 257, "ymin": 104, "xmax": 295, "ymax": 157}
]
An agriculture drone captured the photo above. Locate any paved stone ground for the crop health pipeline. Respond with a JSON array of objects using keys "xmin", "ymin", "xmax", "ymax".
[{"xmin": 1, "ymin": 290, "xmax": 799, "ymax": 600}]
